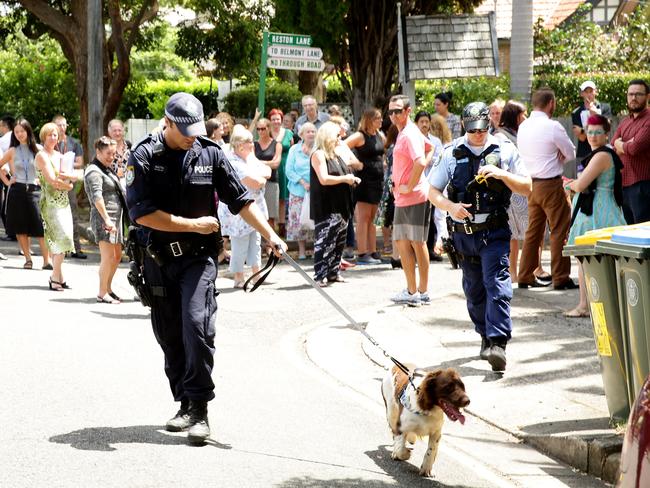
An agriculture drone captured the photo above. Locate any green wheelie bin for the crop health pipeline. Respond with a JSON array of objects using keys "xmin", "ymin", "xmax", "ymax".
[
  {"xmin": 595, "ymin": 227, "xmax": 650, "ymax": 409},
  {"xmin": 563, "ymin": 227, "xmax": 631, "ymax": 422}
]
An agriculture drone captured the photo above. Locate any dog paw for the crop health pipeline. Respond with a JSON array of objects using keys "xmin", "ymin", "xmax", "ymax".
[
  {"xmin": 392, "ymin": 448, "xmax": 411, "ymax": 461},
  {"xmin": 419, "ymin": 466, "xmax": 433, "ymax": 477}
]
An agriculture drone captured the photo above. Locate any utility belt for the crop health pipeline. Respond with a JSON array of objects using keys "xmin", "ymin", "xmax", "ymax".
[
  {"xmin": 447, "ymin": 213, "xmax": 509, "ymax": 235},
  {"xmin": 146, "ymin": 238, "xmax": 217, "ymax": 267}
]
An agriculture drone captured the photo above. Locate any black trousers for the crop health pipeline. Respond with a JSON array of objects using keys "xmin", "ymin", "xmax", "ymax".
[
  {"xmin": 143, "ymin": 254, "xmax": 218, "ymax": 402},
  {"xmin": 622, "ymin": 180, "xmax": 650, "ymax": 225}
]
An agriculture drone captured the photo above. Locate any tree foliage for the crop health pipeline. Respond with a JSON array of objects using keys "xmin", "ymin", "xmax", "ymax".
[
  {"xmin": 0, "ymin": 31, "xmax": 79, "ymax": 132},
  {"xmin": 270, "ymin": 0, "xmax": 483, "ymax": 118},
  {"xmin": 2, "ymin": 0, "xmax": 160, "ymax": 155},
  {"xmin": 534, "ymin": 4, "xmax": 650, "ymax": 75},
  {"xmin": 175, "ymin": 0, "xmax": 272, "ymax": 79}
]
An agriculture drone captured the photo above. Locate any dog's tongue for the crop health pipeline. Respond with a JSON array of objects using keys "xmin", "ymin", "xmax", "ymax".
[{"xmin": 440, "ymin": 401, "xmax": 466, "ymax": 425}]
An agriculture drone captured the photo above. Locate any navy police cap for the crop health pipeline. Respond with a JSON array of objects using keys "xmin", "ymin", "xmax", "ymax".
[{"xmin": 165, "ymin": 92, "xmax": 207, "ymax": 137}]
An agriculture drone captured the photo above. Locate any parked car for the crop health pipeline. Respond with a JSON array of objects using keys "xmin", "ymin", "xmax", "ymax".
[{"xmin": 617, "ymin": 374, "xmax": 650, "ymax": 487}]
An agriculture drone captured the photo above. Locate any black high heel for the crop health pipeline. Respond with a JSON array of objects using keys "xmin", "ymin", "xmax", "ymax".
[{"xmin": 390, "ymin": 258, "xmax": 402, "ymax": 269}]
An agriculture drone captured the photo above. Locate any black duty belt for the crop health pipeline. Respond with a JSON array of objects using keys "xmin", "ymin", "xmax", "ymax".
[
  {"xmin": 150, "ymin": 239, "xmax": 214, "ymax": 262},
  {"xmin": 451, "ymin": 215, "xmax": 508, "ymax": 235}
]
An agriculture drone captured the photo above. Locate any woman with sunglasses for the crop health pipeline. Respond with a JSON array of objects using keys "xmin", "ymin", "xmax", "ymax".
[{"xmin": 564, "ymin": 114, "xmax": 626, "ymax": 318}]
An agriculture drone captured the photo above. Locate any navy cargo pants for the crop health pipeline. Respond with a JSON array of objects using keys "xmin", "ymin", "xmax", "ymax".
[
  {"xmin": 452, "ymin": 226, "xmax": 512, "ymax": 343},
  {"xmin": 143, "ymin": 254, "xmax": 218, "ymax": 402}
]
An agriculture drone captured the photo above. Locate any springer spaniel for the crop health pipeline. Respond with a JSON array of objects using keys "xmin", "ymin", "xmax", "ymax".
[{"xmin": 381, "ymin": 365, "xmax": 470, "ymax": 477}]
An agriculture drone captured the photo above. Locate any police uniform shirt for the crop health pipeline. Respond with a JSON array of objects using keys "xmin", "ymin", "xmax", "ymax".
[
  {"xmin": 126, "ymin": 133, "xmax": 253, "ymax": 237},
  {"xmin": 428, "ymin": 133, "xmax": 528, "ymax": 223}
]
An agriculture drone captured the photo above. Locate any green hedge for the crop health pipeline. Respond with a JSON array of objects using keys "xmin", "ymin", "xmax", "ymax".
[
  {"xmin": 534, "ymin": 72, "xmax": 650, "ymax": 117},
  {"xmin": 414, "ymin": 72, "xmax": 650, "ymax": 117},
  {"xmin": 223, "ymin": 80, "xmax": 302, "ymax": 118},
  {"xmin": 118, "ymin": 79, "xmax": 220, "ymax": 120}
]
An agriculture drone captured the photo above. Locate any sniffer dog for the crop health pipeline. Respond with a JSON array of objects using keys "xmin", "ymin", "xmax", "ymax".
[{"xmin": 381, "ymin": 365, "xmax": 470, "ymax": 477}]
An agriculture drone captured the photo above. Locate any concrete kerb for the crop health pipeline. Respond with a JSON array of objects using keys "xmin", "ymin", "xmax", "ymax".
[{"xmin": 361, "ymin": 293, "xmax": 623, "ymax": 485}]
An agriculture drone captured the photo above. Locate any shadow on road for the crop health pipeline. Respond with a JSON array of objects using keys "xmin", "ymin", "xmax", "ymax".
[{"xmin": 49, "ymin": 425, "xmax": 232, "ymax": 451}]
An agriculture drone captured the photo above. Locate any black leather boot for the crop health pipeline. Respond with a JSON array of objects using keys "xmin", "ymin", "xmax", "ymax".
[
  {"xmin": 487, "ymin": 342, "xmax": 507, "ymax": 372},
  {"xmin": 479, "ymin": 336, "xmax": 491, "ymax": 360},
  {"xmin": 187, "ymin": 400, "xmax": 210, "ymax": 444},
  {"xmin": 165, "ymin": 398, "xmax": 191, "ymax": 432}
]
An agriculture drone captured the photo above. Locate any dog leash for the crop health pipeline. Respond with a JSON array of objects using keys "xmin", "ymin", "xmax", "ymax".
[{"xmin": 252, "ymin": 252, "xmax": 418, "ymax": 386}]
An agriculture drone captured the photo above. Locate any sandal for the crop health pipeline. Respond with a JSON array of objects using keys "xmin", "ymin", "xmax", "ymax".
[
  {"xmin": 315, "ymin": 279, "xmax": 328, "ymax": 288},
  {"xmin": 108, "ymin": 292, "xmax": 122, "ymax": 302},
  {"xmin": 42, "ymin": 263, "xmax": 53, "ymax": 270},
  {"xmin": 327, "ymin": 274, "xmax": 346, "ymax": 283},
  {"xmin": 48, "ymin": 277, "xmax": 64, "ymax": 291},
  {"xmin": 535, "ymin": 272, "xmax": 552, "ymax": 282},
  {"xmin": 23, "ymin": 260, "xmax": 33, "ymax": 270},
  {"xmin": 233, "ymin": 281, "xmax": 245, "ymax": 289},
  {"xmin": 564, "ymin": 307, "xmax": 589, "ymax": 318},
  {"xmin": 97, "ymin": 294, "xmax": 120, "ymax": 304}
]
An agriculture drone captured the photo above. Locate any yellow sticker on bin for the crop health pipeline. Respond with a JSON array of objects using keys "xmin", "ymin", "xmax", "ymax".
[{"xmin": 590, "ymin": 302, "xmax": 612, "ymax": 357}]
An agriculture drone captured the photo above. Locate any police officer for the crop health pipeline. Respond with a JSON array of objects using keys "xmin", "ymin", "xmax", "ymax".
[
  {"xmin": 427, "ymin": 102, "xmax": 531, "ymax": 372},
  {"xmin": 126, "ymin": 92, "xmax": 287, "ymax": 444}
]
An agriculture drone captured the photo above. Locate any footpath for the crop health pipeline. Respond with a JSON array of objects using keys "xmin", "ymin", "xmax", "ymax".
[{"xmin": 333, "ymin": 259, "xmax": 622, "ymax": 485}]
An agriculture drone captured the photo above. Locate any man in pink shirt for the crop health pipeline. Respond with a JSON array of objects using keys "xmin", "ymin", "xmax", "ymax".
[
  {"xmin": 388, "ymin": 94, "xmax": 433, "ymax": 306},
  {"xmin": 517, "ymin": 88, "xmax": 577, "ymax": 290}
]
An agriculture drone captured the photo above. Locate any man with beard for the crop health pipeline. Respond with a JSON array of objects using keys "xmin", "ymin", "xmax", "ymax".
[{"xmin": 612, "ymin": 79, "xmax": 650, "ymax": 224}]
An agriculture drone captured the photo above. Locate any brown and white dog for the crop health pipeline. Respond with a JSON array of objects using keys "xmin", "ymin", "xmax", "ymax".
[{"xmin": 381, "ymin": 365, "xmax": 470, "ymax": 477}]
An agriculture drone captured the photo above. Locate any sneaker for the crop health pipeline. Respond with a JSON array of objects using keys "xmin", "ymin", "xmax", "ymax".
[
  {"xmin": 419, "ymin": 291, "xmax": 431, "ymax": 305},
  {"xmin": 390, "ymin": 289, "xmax": 421, "ymax": 307},
  {"xmin": 70, "ymin": 251, "xmax": 87, "ymax": 260},
  {"xmin": 479, "ymin": 336, "xmax": 491, "ymax": 360},
  {"xmin": 187, "ymin": 400, "xmax": 210, "ymax": 444},
  {"xmin": 165, "ymin": 399, "xmax": 191, "ymax": 432},
  {"xmin": 487, "ymin": 343, "xmax": 507, "ymax": 372},
  {"xmin": 370, "ymin": 251, "xmax": 382, "ymax": 260},
  {"xmin": 357, "ymin": 253, "xmax": 382, "ymax": 265}
]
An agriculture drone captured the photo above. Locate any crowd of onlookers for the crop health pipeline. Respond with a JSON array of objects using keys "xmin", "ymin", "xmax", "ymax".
[{"xmin": 1, "ymin": 78, "xmax": 649, "ymax": 313}]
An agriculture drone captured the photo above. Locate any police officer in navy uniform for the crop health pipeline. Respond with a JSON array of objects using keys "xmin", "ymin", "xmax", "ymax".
[
  {"xmin": 126, "ymin": 93, "xmax": 287, "ymax": 444},
  {"xmin": 427, "ymin": 102, "xmax": 532, "ymax": 372}
]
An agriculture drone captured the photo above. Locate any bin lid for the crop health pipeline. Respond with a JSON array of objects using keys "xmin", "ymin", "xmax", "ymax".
[
  {"xmin": 595, "ymin": 230, "xmax": 650, "ymax": 258},
  {"xmin": 563, "ymin": 244, "xmax": 599, "ymax": 257}
]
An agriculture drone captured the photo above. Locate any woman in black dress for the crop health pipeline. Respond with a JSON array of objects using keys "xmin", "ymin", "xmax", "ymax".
[
  {"xmin": 345, "ymin": 108, "xmax": 385, "ymax": 264},
  {"xmin": 254, "ymin": 118, "xmax": 282, "ymax": 231}
]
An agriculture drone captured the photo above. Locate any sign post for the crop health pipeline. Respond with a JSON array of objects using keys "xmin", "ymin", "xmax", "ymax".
[{"xmin": 258, "ymin": 32, "xmax": 323, "ymax": 115}]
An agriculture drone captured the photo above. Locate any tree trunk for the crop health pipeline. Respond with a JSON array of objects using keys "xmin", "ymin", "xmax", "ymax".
[{"xmin": 510, "ymin": 0, "xmax": 534, "ymax": 101}]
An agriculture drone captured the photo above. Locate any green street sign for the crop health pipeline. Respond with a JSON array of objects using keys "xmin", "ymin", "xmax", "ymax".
[{"xmin": 268, "ymin": 32, "xmax": 312, "ymax": 47}]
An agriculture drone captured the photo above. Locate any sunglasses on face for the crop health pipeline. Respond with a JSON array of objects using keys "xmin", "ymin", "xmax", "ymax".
[
  {"xmin": 257, "ymin": 127, "xmax": 268, "ymax": 131},
  {"xmin": 467, "ymin": 128, "xmax": 488, "ymax": 134},
  {"xmin": 586, "ymin": 129, "xmax": 605, "ymax": 136},
  {"xmin": 387, "ymin": 108, "xmax": 404, "ymax": 116}
]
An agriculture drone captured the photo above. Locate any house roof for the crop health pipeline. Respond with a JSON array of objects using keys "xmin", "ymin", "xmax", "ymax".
[
  {"xmin": 405, "ymin": 14, "xmax": 499, "ymax": 81},
  {"xmin": 475, "ymin": 0, "xmax": 586, "ymax": 39}
]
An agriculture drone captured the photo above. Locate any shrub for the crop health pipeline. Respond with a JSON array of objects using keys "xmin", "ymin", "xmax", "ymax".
[
  {"xmin": 118, "ymin": 79, "xmax": 219, "ymax": 120},
  {"xmin": 415, "ymin": 77, "xmax": 511, "ymax": 115},
  {"xmin": 223, "ymin": 80, "xmax": 302, "ymax": 118}
]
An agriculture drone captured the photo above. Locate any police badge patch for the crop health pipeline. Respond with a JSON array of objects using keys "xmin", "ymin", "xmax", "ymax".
[
  {"xmin": 485, "ymin": 154, "xmax": 500, "ymax": 166},
  {"xmin": 125, "ymin": 165, "xmax": 135, "ymax": 186}
]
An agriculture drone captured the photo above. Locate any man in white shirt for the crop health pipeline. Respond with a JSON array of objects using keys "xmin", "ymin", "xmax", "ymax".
[{"xmin": 517, "ymin": 88, "xmax": 576, "ymax": 290}]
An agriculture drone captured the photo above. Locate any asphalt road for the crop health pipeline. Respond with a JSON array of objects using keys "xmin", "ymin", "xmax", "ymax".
[{"xmin": 0, "ymin": 247, "xmax": 607, "ymax": 488}]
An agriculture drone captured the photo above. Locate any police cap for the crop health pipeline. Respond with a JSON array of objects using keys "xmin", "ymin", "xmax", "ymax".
[
  {"xmin": 165, "ymin": 92, "xmax": 207, "ymax": 137},
  {"xmin": 461, "ymin": 102, "xmax": 490, "ymax": 131}
]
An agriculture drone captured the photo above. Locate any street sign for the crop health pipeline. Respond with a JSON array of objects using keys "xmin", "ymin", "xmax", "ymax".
[
  {"xmin": 267, "ymin": 45, "xmax": 323, "ymax": 60},
  {"xmin": 268, "ymin": 32, "xmax": 312, "ymax": 47},
  {"xmin": 267, "ymin": 57, "xmax": 325, "ymax": 72}
]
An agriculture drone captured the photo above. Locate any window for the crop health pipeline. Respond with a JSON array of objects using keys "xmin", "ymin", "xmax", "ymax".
[{"xmin": 587, "ymin": 0, "xmax": 620, "ymax": 25}]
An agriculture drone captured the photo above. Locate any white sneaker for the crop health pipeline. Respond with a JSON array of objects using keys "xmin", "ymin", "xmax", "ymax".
[
  {"xmin": 390, "ymin": 289, "xmax": 421, "ymax": 307},
  {"xmin": 419, "ymin": 292, "xmax": 431, "ymax": 305}
]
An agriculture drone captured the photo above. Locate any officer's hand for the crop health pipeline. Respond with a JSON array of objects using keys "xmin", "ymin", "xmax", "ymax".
[
  {"xmin": 268, "ymin": 234, "xmax": 288, "ymax": 257},
  {"xmin": 194, "ymin": 216, "xmax": 220, "ymax": 235},
  {"xmin": 449, "ymin": 202, "xmax": 472, "ymax": 220},
  {"xmin": 477, "ymin": 164, "xmax": 507, "ymax": 180}
]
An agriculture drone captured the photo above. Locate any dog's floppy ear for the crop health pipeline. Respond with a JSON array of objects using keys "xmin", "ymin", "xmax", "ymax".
[{"xmin": 417, "ymin": 370, "xmax": 443, "ymax": 411}]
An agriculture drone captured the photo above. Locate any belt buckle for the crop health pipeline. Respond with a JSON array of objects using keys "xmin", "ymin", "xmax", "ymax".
[
  {"xmin": 170, "ymin": 241, "xmax": 183, "ymax": 257},
  {"xmin": 463, "ymin": 221, "xmax": 473, "ymax": 235}
]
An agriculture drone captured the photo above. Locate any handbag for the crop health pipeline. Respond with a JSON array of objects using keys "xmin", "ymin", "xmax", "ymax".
[{"xmin": 299, "ymin": 191, "xmax": 314, "ymax": 230}]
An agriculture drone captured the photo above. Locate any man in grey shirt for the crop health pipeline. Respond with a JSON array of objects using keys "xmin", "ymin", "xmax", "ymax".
[
  {"xmin": 54, "ymin": 115, "xmax": 87, "ymax": 259},
  {"xmin": 295, "ymin": 95, "xmax": 329, "ymax": 133}
]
